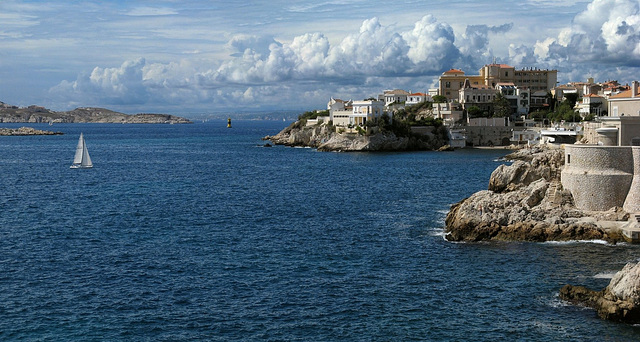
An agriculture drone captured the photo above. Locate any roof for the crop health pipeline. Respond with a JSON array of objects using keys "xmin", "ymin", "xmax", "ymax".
[
  {"xmin": 487, "ymin": 63, "xmax": 514, "ymax": 69},
  {"xmin": 409, "ymin": 92, "xmax": 427, "ymax": 96},
  {"xmin": 384, "ymin": 89, "xmax": 410, "ymax": 95},
  {"xmin": 609, "ymin": 89, "xmax": 640, "ymax": 99},
  {"xmin": 443, "ymin": 69, "xmax": 464, "ymax": 74},
  {"xmin": 583, "ymin": 94, "xmax": 603, "ymax": 98}
]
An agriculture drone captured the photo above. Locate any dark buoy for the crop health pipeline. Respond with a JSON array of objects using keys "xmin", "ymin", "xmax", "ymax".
[{"xmin": 227, "ymin": 118, "xmax": 232, "ymax": 128}]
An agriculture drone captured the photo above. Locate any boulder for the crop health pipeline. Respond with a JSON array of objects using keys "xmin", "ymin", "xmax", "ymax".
[{"xmin": 560, "ymin": 262, "xmax": 640, "ymax": 323}]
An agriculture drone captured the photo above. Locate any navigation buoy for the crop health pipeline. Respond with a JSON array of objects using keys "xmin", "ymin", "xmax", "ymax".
[{"xmin": 227, "ymin": 118, "xmax": 232, "ymax": 128}]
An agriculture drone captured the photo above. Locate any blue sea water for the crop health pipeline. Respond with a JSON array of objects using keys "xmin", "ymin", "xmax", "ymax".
[{"xmin": 1, "ymin": 120, "xmax": 639, "ymax": 341}]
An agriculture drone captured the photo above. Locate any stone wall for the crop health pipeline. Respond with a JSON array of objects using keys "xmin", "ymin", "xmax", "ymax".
[
  {"xmin": 561, "ymin": 145, "xmax": 634, "ymax": 211},
  {"xmin": 463, "ymin": 126, "xmax": 514, "ymax": 146}
]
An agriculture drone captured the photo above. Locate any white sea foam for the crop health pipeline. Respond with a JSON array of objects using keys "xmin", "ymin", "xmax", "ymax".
[
  {"xmin": 544, "ymin": 239, "xmax": 611, "ymax": 245},
  {"xmin": 428, "ymin": 228, "xmax": 446, "ymax": 238},
  {"xmin": 593, "ymin": 272, "xmax": 617, "ymax": 279}
]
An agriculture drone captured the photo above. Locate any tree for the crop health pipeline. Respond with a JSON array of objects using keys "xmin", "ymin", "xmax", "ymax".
[
  {"xmin": 432, "ymin": 95, "xmax": 447, "ymax": 103},
  {"xmin": 492, "ymin": 93, "xmax": 511, "ymax": 118},
  {"xmin": 564, "ymin": 93, "xmax": 579, "ymax": 108},
  {"xmin": 467, "ymin": 105, "xmax": 483, "ymax": 118}
]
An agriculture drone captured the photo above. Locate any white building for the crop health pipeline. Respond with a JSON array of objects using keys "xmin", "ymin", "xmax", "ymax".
[
  {"xmin": 576, "ymin": 94, "xmax": 605, "ymax": 118},
  {"xmin": 406, "ymin": 92, "xmax": 432, "ymax": 105},
  {"xmin": 497, "ymin": 83, "xmax": 530, "ymax": 115},
  {"xmin": 433, "ymin": 102, "xmax": 463, "ymax": 126},
  {"xmin": 328, "ymin": 97, "xmax": 352, "ymax": 123},
  {"xmin": 332, "ymin": 99, "xmax": 386, "ymax": 129},
  {"xmin": 383, "ymin": 89, "xmax": 410, "ymax": 106}
]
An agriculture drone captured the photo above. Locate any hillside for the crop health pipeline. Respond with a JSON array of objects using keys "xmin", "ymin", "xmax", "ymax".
[{"xmin": 0, "ymin": 102, "xmax": 191, "ymax": 124}]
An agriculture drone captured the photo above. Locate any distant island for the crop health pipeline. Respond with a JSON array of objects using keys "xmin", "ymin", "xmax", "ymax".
[{"xmin": 0, "ymin": 101, "xmax": 191, "ymax": 124}]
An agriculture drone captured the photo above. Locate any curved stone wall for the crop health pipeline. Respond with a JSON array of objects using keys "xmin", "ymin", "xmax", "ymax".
[
  {"xmin": 561, "ymin": 145, "xmax": 633, "ymax": 211},
  {"xmin": 624, "ymin": 147, "xmax": 640, "ymax": 213}
]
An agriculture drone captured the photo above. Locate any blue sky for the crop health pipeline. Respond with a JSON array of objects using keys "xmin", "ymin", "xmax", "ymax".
[{"xmin": 1, "ymin": 0, "xmax": 639, "ymax": 117}]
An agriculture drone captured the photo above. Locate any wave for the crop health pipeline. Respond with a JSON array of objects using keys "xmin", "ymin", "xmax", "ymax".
[{"xmin": 593, "ymin": 272, "xmax": 617, "ymax": 279}]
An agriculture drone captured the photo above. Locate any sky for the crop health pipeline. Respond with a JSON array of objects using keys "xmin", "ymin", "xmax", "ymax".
[{"xmin": 1, "ymin": 0, "xmax": 640, "ymax": 118}]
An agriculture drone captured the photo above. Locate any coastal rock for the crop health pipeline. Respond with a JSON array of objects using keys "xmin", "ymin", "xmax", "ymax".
[
  {"xmin": 264, "ymin": 121, "xmax": 446, "ymax": 152},
  {"xmin": 0, "ymin": 127, "xmax": 62, "ymax": 136},
  {"xmin": 444, "ymin": 146, "xmax": 625, "ymax": 243},
  {"xmin": 560, "ymin": 262, "xmax": 640, "ymax": 323}
]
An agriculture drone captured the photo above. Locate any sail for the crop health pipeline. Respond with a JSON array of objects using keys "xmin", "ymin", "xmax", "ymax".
[
  {"xmin": 81, "ymin": 137, "xmax": 92, "ymax": 167},
  {"xmin": 71, "ymin": 133, "xmax": 93, "ymax": 168},
  {"xmin": 72, "ymin": 133, "xmax": 84, "ymax": 165}
]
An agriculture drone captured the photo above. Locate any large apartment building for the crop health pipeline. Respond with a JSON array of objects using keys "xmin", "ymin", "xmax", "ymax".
[{"xmin": 438, "ymin": 63, "xmax": 558, "ymax": 101}]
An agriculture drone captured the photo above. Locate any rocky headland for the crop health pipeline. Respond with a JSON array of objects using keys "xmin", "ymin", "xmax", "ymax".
[
  {"xmin": 560, "ymin": 262, "xmax": 640, "ymax": 324},
  {"xmin": 263, "ymin": 121, "xmax": 447, "ymax": 152},
  {"xmin": 0, "ymin": 101, "xmax": 191, "ymax": 124},
  {"xmin": 444, "ymin": 146, "xmax": 628, "ymax": 243},
  {"xmin": 0, "ymin": 127, "xmax": 63, "ymax": 136}
]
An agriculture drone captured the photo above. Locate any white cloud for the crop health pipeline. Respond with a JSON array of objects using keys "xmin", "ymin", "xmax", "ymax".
[
  {"xmin": 535, "ymin": 0, "xmax": 640, "ymax": 66},
  {"xmin": 41, "ymin": 0, "xmax": 640, "ymax": 113}
]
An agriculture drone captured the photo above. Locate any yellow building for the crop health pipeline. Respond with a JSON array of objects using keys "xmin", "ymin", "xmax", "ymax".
[{"xmin": 438, "ymin": 64, "xmax": 558, "ymax": 101}]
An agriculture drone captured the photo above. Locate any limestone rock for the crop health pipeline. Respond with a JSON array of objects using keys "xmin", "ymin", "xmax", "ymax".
[
  {"xmin": 445, "ymin": 146, "xmax": 624, "ymax": 243},
  {"xmin": 264, "ymin": 121, "xmax": 446, "ymax": 152},
  {"xmin": 560, "ymin": 262, "xmax": 640, "ymax": 323}
]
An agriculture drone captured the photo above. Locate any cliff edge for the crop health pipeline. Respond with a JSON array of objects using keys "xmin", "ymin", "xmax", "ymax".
[{"xmin": 444, "ymin": 146, "xmax": 628, "ymax": 242}]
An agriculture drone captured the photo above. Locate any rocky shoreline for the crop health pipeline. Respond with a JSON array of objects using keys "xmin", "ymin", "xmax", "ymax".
[
  {"xmin": 444, "ymin": 146, "xmax": 629, "ymax": 243},
  {"xmin": 263, "ymin": 121, "xmax": 447, "ymax": 152},
  {"xmin": 560, "ymin": 262, "xmax": 640, "ymax": 324},
  {"xmin": 0, "ymin": 127, "xmax": 63, "ymax": 136}
]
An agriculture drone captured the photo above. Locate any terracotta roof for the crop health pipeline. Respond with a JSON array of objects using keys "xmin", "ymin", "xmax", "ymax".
[
  {"xmin": 487, "ymin": 63, "xmax": 514, "ymax": 68},
  {"xmin": 409, "ymin": 92, "xmax": 427, "ymax": 96},
  {"xmin": 583, "ymin": 94, "xmax": 603, "ymax": 98},
  {"xmin": 609, "ymin": 89, "xmax": 640, "ymax": 99},
  {"xmin": 443, "ymin": 69, "xmax": 464, "ymax": 74}
]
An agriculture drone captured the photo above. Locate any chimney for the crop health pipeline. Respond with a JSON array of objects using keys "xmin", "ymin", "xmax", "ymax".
[{"xmin": 633, "ymin": 81, "xmax": 638, "ymax": 98}]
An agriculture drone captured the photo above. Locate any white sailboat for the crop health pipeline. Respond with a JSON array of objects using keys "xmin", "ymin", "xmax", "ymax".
[{"xmin": 70, "ymin": 133, "xmax": 93, "ymax": 169}]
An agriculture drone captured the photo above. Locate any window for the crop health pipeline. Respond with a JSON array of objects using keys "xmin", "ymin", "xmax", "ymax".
[
  {"xmin": 505, "ymin": 72, "xmax": 509, "ymax": 77},
  {"xmin": 567, "ymin": 154, "xmax": 571, "ymax": 164},
  {"xmin": 445, "ymin": 82, "xmax": 451, "ymax": 88}
]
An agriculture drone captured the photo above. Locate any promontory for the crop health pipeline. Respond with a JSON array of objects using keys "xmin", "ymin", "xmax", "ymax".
[{"xmin": 0, "ymin": 101, "xmax": 191, "ymax": 124}]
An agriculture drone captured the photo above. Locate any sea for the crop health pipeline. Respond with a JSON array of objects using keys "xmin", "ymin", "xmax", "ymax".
[{"xmin": 1, "ymin": 120, "xmax": 639, "ymax": 341}]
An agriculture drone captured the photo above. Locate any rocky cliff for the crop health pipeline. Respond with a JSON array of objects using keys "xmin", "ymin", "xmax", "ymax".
[
  {"xmin": 264, "ymin": 121, "xmax": 447, "ymax": 152},
  {"xmin": 0, "ymin": 101, "xmax": 191, "ymax": 124},
  {"xmin": 560, "ymin": 262, "xmax": 640, "ymax": 323},
  {"xmin": 444, "ymin": 146, "xmax": 628, "ymax": 242}
]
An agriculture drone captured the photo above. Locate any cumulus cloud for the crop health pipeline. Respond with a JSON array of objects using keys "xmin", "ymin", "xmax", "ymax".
[
  {"xmin": 535, "ymin": 0, "xmax": 640, "ymax": 66},
  {"xmin": 51, "ymin": 58, "xmax": 149, "ymax": 105},
  {"xmin": 48, "ymin": 14, "xmax": 511, "ymax": 111},
  {"xmin": 48, "ymin": 2, "xmax": 640, "ymax": 113}
]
